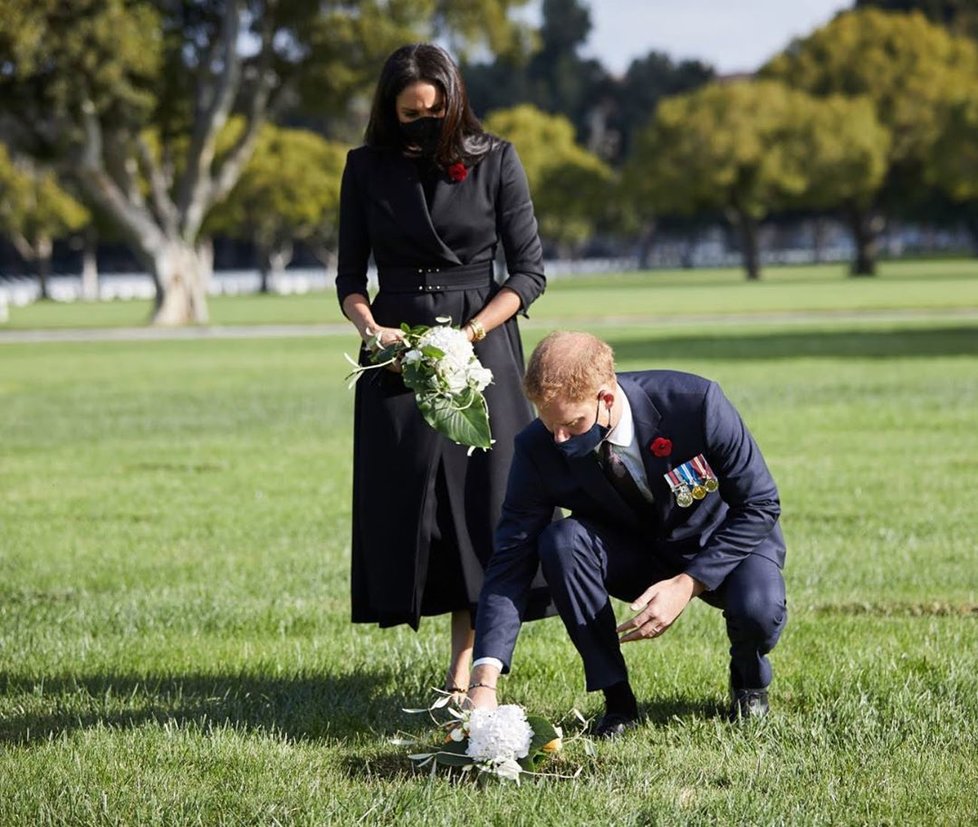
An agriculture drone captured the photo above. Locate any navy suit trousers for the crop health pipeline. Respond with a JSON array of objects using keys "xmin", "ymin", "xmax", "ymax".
[{"xmin": 537, "ymin": 516, "xmax": 787, "ymax": 692}]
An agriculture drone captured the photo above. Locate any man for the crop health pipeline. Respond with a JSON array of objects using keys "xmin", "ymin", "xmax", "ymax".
[{"xmin": 466, "ymin": 331, "xmax": 787, "ymax": 736}]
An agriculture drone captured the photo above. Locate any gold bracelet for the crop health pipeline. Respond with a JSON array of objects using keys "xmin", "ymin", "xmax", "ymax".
[{"xmin": 467, "ymin": 318, "xmax": 487, "ymax": 342}]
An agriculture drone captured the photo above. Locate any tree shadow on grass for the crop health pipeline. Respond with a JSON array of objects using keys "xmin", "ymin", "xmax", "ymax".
[
  {"xmin": 608, "ymin": 325, "xmax": 978, "ymax": 363},
  {"xmin": 0, "ymin": 667, "xmax": 433, "ymax": 747}
]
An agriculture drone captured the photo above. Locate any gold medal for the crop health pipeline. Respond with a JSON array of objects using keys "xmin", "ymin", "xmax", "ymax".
[
  {"xmin": 691, "ymin": 484, "xmax": 706, "ymax": 499},
  {"xmin": 704, "ymin": 477, "xmax": 718, "ymax": 493}
]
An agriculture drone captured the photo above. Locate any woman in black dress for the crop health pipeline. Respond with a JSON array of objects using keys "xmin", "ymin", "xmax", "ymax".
[{"xmin": 336, "ymin": 43, "xmax": 550, "ymax": 694}]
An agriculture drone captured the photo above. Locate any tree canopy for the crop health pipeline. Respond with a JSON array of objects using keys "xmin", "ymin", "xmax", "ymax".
[
  {"xmin": 484, "ymin": 104, "xmax": 614, "ymax": 253},
  {"xmin": 0, "ymin": 0, "xmax": 530, "ymax": 324},
  {"xmin": 627, "ymin": 79, "xmax": 889, "ymax": 279},
  {"xmin": 206, "ymin": 124, "xmax": 348, "ymax": 289},
  {"xmin": 0, "ymin": 144, "xmax": 90, "ymax": 298},
  {"xmin": 854, "ymin": 0, "xmax": 978, "ymax": 37},
  {"xmin": 763, "ymin": 8, "xmax": 978, "ymax": 166}
]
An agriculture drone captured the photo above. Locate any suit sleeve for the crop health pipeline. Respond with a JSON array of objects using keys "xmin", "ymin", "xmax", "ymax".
[
  {"xmin": 335, "ymin": 150, "xmax": 371, "ymax": 312},
  {"xmin": 473, "ymin": 435, "xmax": 554, "ymax": 671},
  {"xmin": 495, "ymin": 142, "xmax": 546, "ymax": 315},
  {"xmin": 683, "ymin": 382, "xmax": 782, "ymax": 591}
]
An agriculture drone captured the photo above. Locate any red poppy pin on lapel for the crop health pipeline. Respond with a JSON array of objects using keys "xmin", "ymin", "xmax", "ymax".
[
  {"xmin": 649, "ymin": 437, "xmax": 672, "ymax": 458},
  {"xmin": 447, "ymin": 162, "xmax": 468, "ymax": 182}
]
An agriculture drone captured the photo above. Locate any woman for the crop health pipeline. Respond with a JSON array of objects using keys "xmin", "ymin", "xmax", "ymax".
[{"xmin": 336, "ymin": 43, "xmax": 551, "ymax": 694}]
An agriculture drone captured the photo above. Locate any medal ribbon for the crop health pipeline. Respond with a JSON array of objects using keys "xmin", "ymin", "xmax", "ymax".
[
  {"xmin": 691, "ymin": 454, "xmax": 715, "ymax": 482},
  {"xmin": 678, "ymin": 462, "xmax": 699, "ymax": 487}
]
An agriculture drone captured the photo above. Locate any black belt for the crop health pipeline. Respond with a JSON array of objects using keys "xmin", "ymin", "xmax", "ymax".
[{"xmin": 377, "ymin": 261, "xmax": 494, "ymax": 293}]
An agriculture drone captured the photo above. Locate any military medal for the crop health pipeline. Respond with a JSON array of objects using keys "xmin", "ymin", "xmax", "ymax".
[
  {"xmin": 664, "ymin": 469, "xmax": 693, "ymax": 507},
  {"xmin": 679, "ymin": 462, "xmax": 706, "ymax": 499},
  {"xmin": 692, "ymin": 454, "xmax": 719, "ymax": 492}
]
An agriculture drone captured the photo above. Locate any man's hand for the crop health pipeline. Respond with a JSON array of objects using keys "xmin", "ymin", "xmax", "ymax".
[
  {"xmin": 616, "ymin": 573, "xmax": 705, "ymax": 643},
  {"xmin": 464, "ymin": 664, "xmax": 501, "ymax": 710}
]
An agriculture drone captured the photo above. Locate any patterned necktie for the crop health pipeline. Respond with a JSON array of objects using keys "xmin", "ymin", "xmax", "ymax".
[{"xmin": 598, "ymin": 441, "xmax": 653, "ymax": 515}]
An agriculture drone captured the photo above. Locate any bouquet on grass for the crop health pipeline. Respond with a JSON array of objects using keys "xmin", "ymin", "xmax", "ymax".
[
  {"xmin": 395, "ymin": 693, "xmax": 569, "ymax": 783},
  {"xmin": 345, "ymin": 317, "xmax": 494, "ymax": 451}
]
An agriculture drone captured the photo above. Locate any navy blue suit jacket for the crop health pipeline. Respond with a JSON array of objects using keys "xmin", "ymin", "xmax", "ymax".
[{"xmin": 474, "ymin": 370, "xmax": 786, "ymax": 670}]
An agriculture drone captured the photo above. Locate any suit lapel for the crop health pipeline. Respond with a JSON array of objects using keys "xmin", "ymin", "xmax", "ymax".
[
  {"xmin": 620, "ymin": 377, "xmax": 673, "ymax": 518},
  {"xmin": 385, "ymin": 153, "xmax": 462, "ymax": 265}
]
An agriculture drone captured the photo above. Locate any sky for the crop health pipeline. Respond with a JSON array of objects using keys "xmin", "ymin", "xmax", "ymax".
[{"xmin": 520, "ymin": 0, "xmax": 855, "ymax": 76}]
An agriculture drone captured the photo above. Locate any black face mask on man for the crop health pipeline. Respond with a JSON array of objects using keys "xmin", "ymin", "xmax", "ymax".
[
  {"xmin": 555, "ymin": 395, "xmax": 612, "ymax": 459},
  {"xmin": 399, "ymin": 116, "xmax": 444, "ymax": 156}
]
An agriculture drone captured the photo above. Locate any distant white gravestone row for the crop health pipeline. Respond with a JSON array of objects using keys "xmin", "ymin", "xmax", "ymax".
[{"xmin": 0, "ymin": 268, "xmax": 340, "ymax": 314}]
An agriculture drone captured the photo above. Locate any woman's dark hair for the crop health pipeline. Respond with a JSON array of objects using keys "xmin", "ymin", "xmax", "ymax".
[{"xmin": 364, "ymin": 43, "xmax": 491, "ymax": 166}]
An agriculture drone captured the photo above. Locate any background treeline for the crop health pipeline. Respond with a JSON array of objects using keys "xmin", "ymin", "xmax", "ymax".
[{"xmin": 1, "ymin": 0, "xmax": 977, "ymax": 323}]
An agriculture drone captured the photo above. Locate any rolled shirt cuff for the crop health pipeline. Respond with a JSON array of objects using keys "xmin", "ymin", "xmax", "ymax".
[{"xmin": 471, "ymin": 656, "xmax": 505, "ymax": 672}]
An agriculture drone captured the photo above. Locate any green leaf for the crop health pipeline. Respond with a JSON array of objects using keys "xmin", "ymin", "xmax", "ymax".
[
  {"xmin": 518, "ymin": 715, "xmax": 561, "ymax": 770},
  {"xmin": 420, "ymin": 345, "xmax": 445, "ymax": 360},
  {"xmin": 416, "ymin": 391, "xmax": 492, "ymax": 449}
]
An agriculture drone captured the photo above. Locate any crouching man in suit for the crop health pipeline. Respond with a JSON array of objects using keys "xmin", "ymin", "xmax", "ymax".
[{"xmin": 466, "ymin": 331, "xmax": 787, "ymax": 736}]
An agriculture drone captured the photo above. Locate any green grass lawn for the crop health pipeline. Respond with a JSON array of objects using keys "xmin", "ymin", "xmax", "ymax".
[
  {"xmin": 2, "ymin": 267, "xmax": 978, "ymax": 824},
  {"xmin": 4, "ymin": 257, "xmax": 977, "ymax": 330}
]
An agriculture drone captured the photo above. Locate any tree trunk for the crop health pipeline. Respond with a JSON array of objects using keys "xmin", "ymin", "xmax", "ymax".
[
  {"xmin": 151, "ymin": 240, "xmax": 210, "ymax": 325},
  {"xmin": 680, "ymin": 229, "xmax": 698, "ymax": 269},
  {"xmin": 81, "ymin": 227, "xmax": 99, "ymax": 300},
  {"xmin": 259, "ymin": 240, "xmax": 293, "ymax": 293},
  {"xmin": 637, "ymin": 219, "xmax": 657, "ymax": 270},
  {"xmin": 811, "ymin": 217, "xmax": 827, "ymax": 264},
  {"xmin": 964, "ymin": 209, "xmax": 978, "ymax": 257},
  {"xmin": 733, "ymin": 209, "xmax": 761, "ymax": 281},
  {"xmin": 846, "ymin": 206, "xmax": 879, "ymax": 277},
  {"xmin": 35, "ymin": 236, "xmax": 53, "ymax": 300},
  {"xmin": 309, "ymin": 243, "xmax": 337, "ymax": 271}
]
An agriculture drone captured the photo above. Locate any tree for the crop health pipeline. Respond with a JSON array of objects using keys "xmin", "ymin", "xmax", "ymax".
[
  {"xmin": 855, "ymin": 0, "xmax": 978, "ymax": 38},
  {"xmin": 484, "ymin": 104, "xmax": 614, "ymax": 255},
  {"xmin": 0, "ymin": 0, "xmax": 530, "ymax": 325},
  {"xmin": 926, "ymin": 89, "xmax": 978, "ymax": 247},
  {"xmin": 763, "ymin": 8, "xmax": 978, "ymax": 274},
  {"xmin": 206, "ymin": 124, "xmax": 347, "ymax": 292},
  {"xmin": 465, "ymin": 0, "xmax": 612, "ymax": 151},
  {"xmin": 0, "ymin": 144, "xmax": 89, "ymax": 299},
  {"xmin": 625, "ymin": 80, "xmax": 888, "ymax": 280},
  {"xmin": 789, "ymin": 96, "xmax": 892, "ymax": 273},
  {"xmin": 607, "ymin": 52, "xmax": 715, "ymax": 164}
]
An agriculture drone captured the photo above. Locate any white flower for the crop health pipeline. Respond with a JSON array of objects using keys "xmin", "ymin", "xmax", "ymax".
[
  {"xmin": 468, "ymin": 365, "xmax": 493, "ymax": 391},
  {"xmin": 464, "ymin": 705, "xmax": 534, "ymax": 763},
  {"xmin": 489, "ymin": 757, "xmax": 523, "ymax": 783},
  {"xmin": 347, "ymin": 320, "xmax": 494, "ymax": 450},
  {"xmin": 442, "ymin": 364, "xmax": 469, "ymax": 393},
  {"xmin": 419, "ymin": 326, "xmax": 474, "ymax": 362}
]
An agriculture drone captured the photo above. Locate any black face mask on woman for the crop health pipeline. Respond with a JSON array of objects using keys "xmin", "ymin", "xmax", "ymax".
[{"xmin": 399, "ymin": 116, "xmax": 444, "ymax": 156}]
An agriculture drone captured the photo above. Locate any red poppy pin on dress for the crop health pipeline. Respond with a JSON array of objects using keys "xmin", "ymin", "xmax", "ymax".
[
  {"xmin": 447, "ymin": 162, "xmax": 468, "ymax": 182},
  {"xmin": 650, "ymin": 437, "xmax": 672, "ymax": 458}
]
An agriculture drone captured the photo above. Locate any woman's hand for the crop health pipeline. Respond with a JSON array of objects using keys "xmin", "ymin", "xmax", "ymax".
[
  {"xmin": 463, "ymin": 664, "xmax": 500, "ymax": 710},
  {"xmin": 363, "ymin": 325, "xmax": 404, "ymax": 348},
  {"xmin": 363, "ymin": 326, "xmax": 405, "ymax": 372}
]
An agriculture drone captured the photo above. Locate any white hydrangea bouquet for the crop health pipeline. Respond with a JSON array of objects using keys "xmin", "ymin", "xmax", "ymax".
[
  {"xmin": 345, "ymin": 317, "xmax": 494, "ymax": 450},
  {"xmin": 396, "ymin": 694, "xmax": 566, "ymax": 783}
]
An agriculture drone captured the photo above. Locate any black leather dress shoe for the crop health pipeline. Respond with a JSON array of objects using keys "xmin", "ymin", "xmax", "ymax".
[
  {"xmin": 728, "ymin": 688, "xmax": 769, "ymax": 721},
  {"xmin": 594, "ymin": 711, "xmax": 638, "ymax": 739}
]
